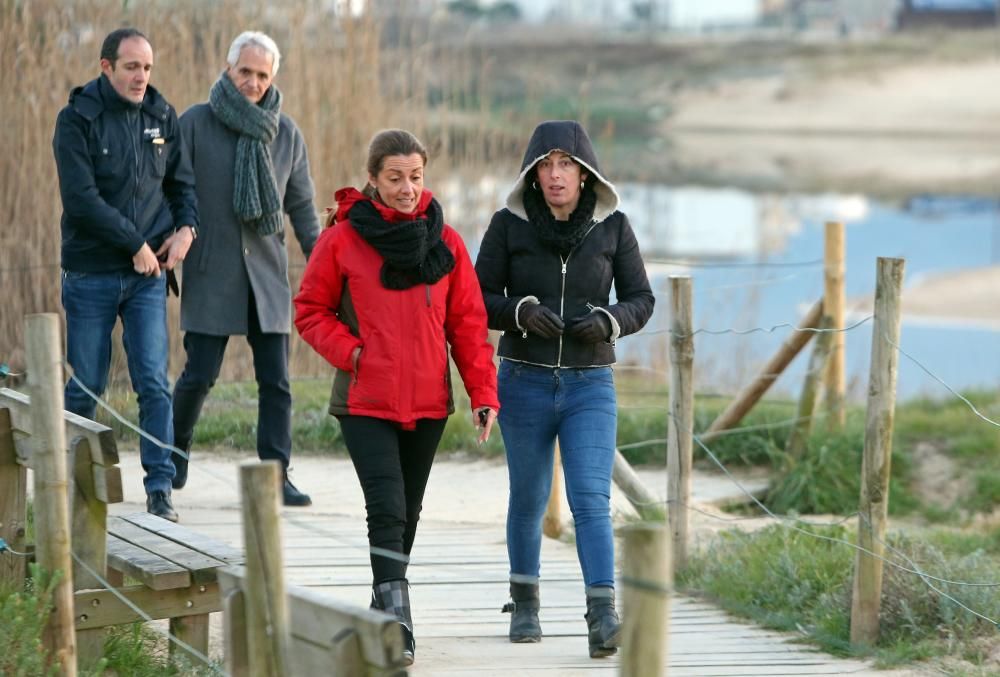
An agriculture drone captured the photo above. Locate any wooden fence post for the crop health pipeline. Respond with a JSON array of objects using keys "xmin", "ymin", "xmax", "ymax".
[
  {"xmin": 543, "ymin": 443, "xmax": 562, "ymax": 539},
  {"xmin": 620, "ymin": 523, "xmax": 670, "ymax": 677},
  {"xmin": 786, "ymin": 315, "xmax": 833, "ymax": 459},
  {"xmin": 701, "ymin": 299, "xmax": 823, "ymax": 443},
  {"xmin": 613, "ymin": 450, "xmax": 662, "ymax": 521},
  {"xmin": 824, "ymin": 221, "xmax": 846, "ymax": 429},
  {"xmin": 850, "ymin": 257, "xmax": 905, "ymax": 648},
  {"xmin": 26, "ymin": 313, "xmax": 77, "ymax": 675},
  {"xmin": 240, "ymin": 461, "xmax": 291, "ymax": 676},
  {"xmin": 667, "ymin": 276, "xmax": 693, "ymax": 575},
  {"xmin": 0, "ymin": 407, "xmax": 28, "ymax": 589}
]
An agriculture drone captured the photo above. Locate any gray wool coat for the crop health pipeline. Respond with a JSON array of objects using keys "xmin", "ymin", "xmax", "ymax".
[{"xmin": 178, "ymin": 103, "xmax": 320, "ymax": 335}]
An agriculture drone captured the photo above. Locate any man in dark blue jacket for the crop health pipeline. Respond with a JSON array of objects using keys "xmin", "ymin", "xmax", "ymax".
[{"xmin": 53, "ymin": 27, "xmax": 199, "ymax": 522}]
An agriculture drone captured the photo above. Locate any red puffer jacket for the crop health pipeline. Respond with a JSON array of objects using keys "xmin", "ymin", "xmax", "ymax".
[{"xmin": 294, "ymin": 187, "xmax": 499, "ymax": 428}]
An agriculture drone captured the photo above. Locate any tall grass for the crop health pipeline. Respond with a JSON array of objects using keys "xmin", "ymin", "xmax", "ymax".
[
  {"xmin": 0, "ymin": 0, "xmax": 521, "ymax": 385},
  {"xmin": 680, "ymin": 524, "xmax": 1000, "ymax": 669}
]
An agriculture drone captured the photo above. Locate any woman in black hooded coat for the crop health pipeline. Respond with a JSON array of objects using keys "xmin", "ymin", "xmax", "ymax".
[{"xmin": 475, "ymin": 120, "xmax": 654, "ymax": 658}]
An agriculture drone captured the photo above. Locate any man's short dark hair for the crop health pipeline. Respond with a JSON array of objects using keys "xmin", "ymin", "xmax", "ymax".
[{"xmin": 100, "ymin": 28, "xmax": 150, "ymax": 65}]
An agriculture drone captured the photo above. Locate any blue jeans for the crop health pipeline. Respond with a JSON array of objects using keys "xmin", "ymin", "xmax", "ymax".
[
  {"xmin": 498, "ymin": 360, "xmax": 617, "ymax": 588},
  {"xmin": 62, "ymin": 270, "xmax": 174, "ymax": 494}
]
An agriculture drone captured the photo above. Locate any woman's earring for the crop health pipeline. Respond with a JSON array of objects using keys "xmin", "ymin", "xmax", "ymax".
[
  {"xmin": 532, "ymin": 181, "xmax": 538, "ymax": 190},
  {"xmin": 580, "ymin": 180, "xmax": 585, "ymax": 189}
]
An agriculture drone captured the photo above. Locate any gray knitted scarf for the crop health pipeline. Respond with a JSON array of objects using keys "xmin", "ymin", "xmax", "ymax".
[{"xmin": 209, "ymin": 72, "xmax": 283, "ymax": 236}]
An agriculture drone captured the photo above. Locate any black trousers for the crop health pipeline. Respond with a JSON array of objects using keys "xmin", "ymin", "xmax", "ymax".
[
  {"xmin": 337, "ymin": 415, "xmax": 446, "ymax": 583},
  {"xmin": 173, "ymin": 292, "xmax": 291, "ymax": 466}
]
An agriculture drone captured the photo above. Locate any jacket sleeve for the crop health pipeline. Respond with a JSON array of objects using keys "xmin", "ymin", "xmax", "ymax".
[
  {"xmin": 162, "ymin": 107, "xmax": 199, "ymax": 230},
  {"xmin": 605, "ymin": 213, "xmax": 655, "ymax": 337},
  {"xmin": 474, "ymin": 210, "xmax": 529, "ymax": 332},
  {"xmin": 52, "ymin": 108, "xmax": 146, "ymax": 256},
  {"xmin": 283, "ymin": 123, "xmax": 320, "ymax": 260},
  {"xmin": 445, "ymin": 232, "xmax": 500, "ymax": 412},
  {"xmin": 293, "ymin": 227, "xmax": 362, "ymax": 372}
]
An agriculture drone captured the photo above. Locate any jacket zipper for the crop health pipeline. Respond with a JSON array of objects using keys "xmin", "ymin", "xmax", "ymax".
[
  {"xmin": 555, "ymin": 222, "xmax": 600, "ymax": 367},
  {"xmin": 556, "ymin": 255, "xmax": 568, "ymax": 366},
  {"xmin": 128, "ymin": 109, "xmax": 139, "ymax": 226}
]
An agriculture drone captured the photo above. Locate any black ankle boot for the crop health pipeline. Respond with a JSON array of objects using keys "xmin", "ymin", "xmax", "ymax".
[
  {"xmin": 171, "ymin": 445, "xmax": 190, "ymax": 490},
  {"xmin": 501, "ymin": 581, "xmax": 541, "ymax": 643},
  {"xmin": 146, "ymin": 490, "xmax": 178, "ymax": 522},
  {"xmin": 585, "ymin": 586, "xmax": 621, "ymax": 658},
  {"xmin": 282, "ymin": 470, "xmax": 312, "ymax": 507},
  {"xmin": 373, "ymin": 579, "xmax": 414, "ymax": 666}
]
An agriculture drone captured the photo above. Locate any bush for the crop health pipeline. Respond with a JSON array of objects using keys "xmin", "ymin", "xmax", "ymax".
[{"xmin": 0, "ymin": 565, "xmax": 58, "ymax": 677}]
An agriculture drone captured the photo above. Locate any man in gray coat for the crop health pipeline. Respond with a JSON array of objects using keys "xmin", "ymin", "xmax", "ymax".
[{"xmin": 172, "ymin": 31, "xmax": 320, "ymax": 505}]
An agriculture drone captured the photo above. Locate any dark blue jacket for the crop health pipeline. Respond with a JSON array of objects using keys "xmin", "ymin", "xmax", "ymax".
[{"xmin": 53, "ymin": 74, "xmax": 199, "ymax": 272}]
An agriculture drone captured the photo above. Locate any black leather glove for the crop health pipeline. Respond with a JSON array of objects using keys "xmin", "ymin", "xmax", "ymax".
[
  {"xmin": 519, "ymin": 303, "xmax": 564, "ymax": 339},
  {"xmin": 566, "ymin": 312, "xmax": 612, "ymax": 343}
]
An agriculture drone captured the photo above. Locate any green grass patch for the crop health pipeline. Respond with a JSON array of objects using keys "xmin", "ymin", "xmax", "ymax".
[{"xmin": 680, "ymin": 523, "xmax": 1000, "ymax": 668}]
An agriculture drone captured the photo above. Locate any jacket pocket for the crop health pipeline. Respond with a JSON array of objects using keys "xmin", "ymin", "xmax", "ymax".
[{"xmin": 149, "ymin": 140, "xmax": 168, "ymax": 178}]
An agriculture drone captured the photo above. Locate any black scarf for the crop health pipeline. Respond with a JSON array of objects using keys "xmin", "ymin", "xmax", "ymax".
[
  {"xmin": 349, "ymin": 197, "xmax": 456, "ymax": 290},
  {"xmin": 523, "ymin": 182, "xmax": 598, "ymax": 255}
]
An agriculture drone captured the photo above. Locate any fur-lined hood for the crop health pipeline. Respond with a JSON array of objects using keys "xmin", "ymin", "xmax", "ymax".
[{"xmin": 504, "ymin": 120, "xmax": 620, "ymax": 222}]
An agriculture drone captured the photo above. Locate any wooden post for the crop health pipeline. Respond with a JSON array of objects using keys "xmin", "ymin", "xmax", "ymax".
[
  {"xmin": 0, "ymin": 408, "xmax": 28, "ymax": 589},
  {"xmin": 620, "ymin": 523, "xmax": 670, "ymax": 677},
  {"xmin": 26, "ymin": 313, "xmax": 77, "ymax": 675},
  {"xmin": 824, "ymin": 221, "xmax": 846, "ymax": 429},
  {"xmin": 542, "ymin": 443, "xmax": 562, "ymax": 539},
  {"xmin": 70, "ymin": 437, "xmax": 108, "ymax": 665},
  {"xmin": 613, "ymin": 450, "xmax": 663, "ymax": 521},
  {"xmin": 701, "ymin": 299, "xmax": 823, "ymax": 443},
  {"xmin": 667, "ymin": 276, "xmax": 693, "ymax": 574},
  {"xmin": 786, "ymin": 315, "xmax": 834, "ymax": 459},
  {"xmin": 240, "ymin": 461, "xmax": 291, "ymax": 676},
  {"xmin": 850, "ymin": 257, "xmax": 905, "ymax": 648}
]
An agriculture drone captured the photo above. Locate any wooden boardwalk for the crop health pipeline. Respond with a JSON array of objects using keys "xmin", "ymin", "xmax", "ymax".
[{"xmin": 111, "ymin": 454, "xmax": 892, "ymax": 675}]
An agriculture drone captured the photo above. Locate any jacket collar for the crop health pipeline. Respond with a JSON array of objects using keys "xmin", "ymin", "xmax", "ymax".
[
  {"xmin": 334, "ymin": 186, "xmax": 435, "ymax": 225},
  {"xmin": 68, "ymin": 74, "xmax": 169, "ymax": 122}
]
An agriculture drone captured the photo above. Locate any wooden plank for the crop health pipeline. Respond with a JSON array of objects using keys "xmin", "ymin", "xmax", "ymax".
[
  {"xmin": 219, "ymin": 567, "xmax": 405, "ymax": 671},
  {"xmin": 221, "ymin": 584, "xmax": 250, "ymax": 677},
  {"xmin": 70, "ymin": 437, "xmax": 108, "ymax": 665},
  {"xmin": 0, "ymin": 408, "xmax": 28, "ymax": 588},
  {"xmin": 73, "ymin": 582, "xmax": 221, "ymax": 630},
  {"xmin": 0, "ymin": 387, "xmax": 119, "ymax": 466},
  {"xmin": 119, "ymin": 512, "xmax": 244, "ymax": 563},
  {"xmin": 106, "ymin": 535, "xmax": 190, "ymax": 591},
  {"xmin": 107, "ymin": 517, "xmax": 228, "ymax": 584},
  {"xmin": 92, "ymin": 465, "xmax": 123, "ymax": 504}
]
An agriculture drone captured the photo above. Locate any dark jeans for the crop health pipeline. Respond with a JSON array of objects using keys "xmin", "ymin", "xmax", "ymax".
[
  {"xmin": 62, "ymin": 270, "xmax": 174, "ymax": 494},
  {"xmin": 337, "ymin": 415, "xmax": 446, "ymax": 583},
  {"xmin": 173, "ymin": 294, "xmax": 291, "ymax": 466}
]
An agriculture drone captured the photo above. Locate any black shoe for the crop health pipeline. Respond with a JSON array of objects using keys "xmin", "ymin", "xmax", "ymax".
[
  {"xmin": 502, "ymin": 581, "xmax": 542, "ymax": 643},
  {"xmin": 147, "ymin": 490, "xmax": 178, "ymax": 522},
  {"xmin": 282, "ymin": 472, "xmax": 312, "ymax": 507},
  {"xmin": 585, "ymin": 586, "xmax": 621, "ymax": 658},
  {"xmin": 171, "ymin": 448, "xmax": 190, "ymax": 490}
]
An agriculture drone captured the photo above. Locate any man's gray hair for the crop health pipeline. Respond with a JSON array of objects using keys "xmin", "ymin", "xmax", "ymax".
[{"xmin": 227, "ymin": 31, "xmax": 281, "ymax": 75}]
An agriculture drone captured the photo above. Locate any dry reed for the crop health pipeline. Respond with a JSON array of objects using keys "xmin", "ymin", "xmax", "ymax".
[{"xmin": 0, "ymin": 0, "xmax": 520, "ymax": 384}]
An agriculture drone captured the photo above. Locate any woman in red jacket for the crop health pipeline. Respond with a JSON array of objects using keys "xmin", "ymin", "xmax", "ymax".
[{"xmin": 294, "ymin": 129, "xmax": 499, "ymax": 666}]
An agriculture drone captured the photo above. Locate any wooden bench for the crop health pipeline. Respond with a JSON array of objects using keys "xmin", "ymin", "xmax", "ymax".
[
  {"xmin": 0, "ymin": 387, "xmax": 243, "ymax": 666},
  {"xmin": 218, "ymin": 566, "xmax": 407, "ymax": 676}
]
